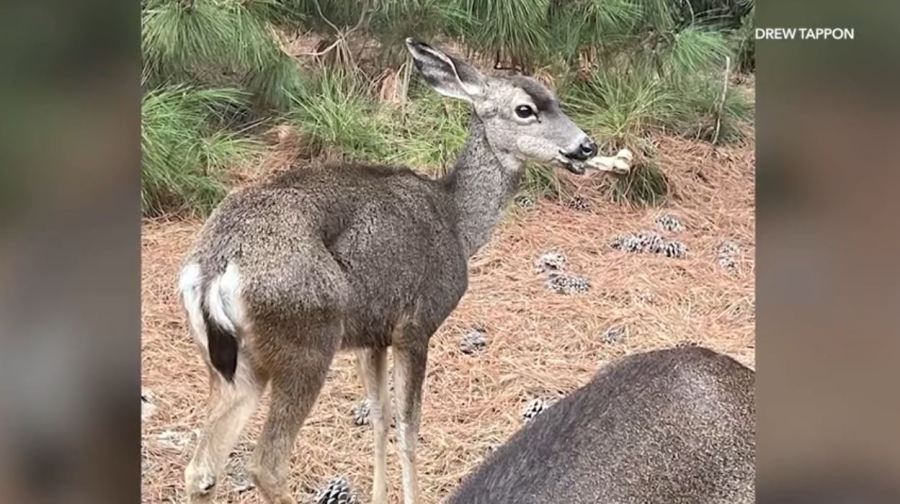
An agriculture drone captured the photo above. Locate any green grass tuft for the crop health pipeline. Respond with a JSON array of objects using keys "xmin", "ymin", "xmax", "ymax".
[
  {"xmin": 522, "ymin": 163, "xmax": 565, "ymax": 199},
  {"xmin": 612, "ymin": 159, "xmax": 670, "ymax": 206},
  {"xmin": 289, "ymin": 70, "xmax": 389, "ymax": 160},
  {"xmin": 668, "ymin": 27, "xmax": 732, "ymax": 75},
  {"xmin": 380, "ymin": 90, "xmax": 470, "ymax": 174},
  {"xmin": 563, "ymin": 25, "xmax": 749, "ymax": 144},
  {"xmin": 458, "ymin": 0, "xmax": 552, "ymax": 69},
  {"xmin": 563, "ymin": 61, "xmax": 673, "ymax": 147},
  {"xmin": 289, "ymin": 75, "xmax": 470, "ymax": 174},
  {"xmin": 142, "ymin": 0, "xmax": 298, "ymax": 109},
  {"xmin": 141, "ymin": 85, "xmax": 259, "ymax": 216}
]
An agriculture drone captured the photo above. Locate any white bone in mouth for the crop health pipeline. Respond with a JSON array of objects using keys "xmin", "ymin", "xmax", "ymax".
[{"xmin": 582, "ymin": 148, "xmax": 633, "ymax": 174}]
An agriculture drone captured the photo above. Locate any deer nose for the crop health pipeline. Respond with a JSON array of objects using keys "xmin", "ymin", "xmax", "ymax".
[{"xmin": 562, "ymin": 140, "xmax": 597, "ymax": 162}]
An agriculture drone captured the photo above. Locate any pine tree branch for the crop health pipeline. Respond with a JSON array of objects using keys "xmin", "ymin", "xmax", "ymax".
[
  {"xmin": 312, "ymin": 0, "xmax": 341, "ymax": 35},
  {"xmin": 299, "ymin": 3, "xmax": 369, "ymax": 58}
]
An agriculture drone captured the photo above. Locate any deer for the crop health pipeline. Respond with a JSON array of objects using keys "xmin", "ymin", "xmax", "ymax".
[
  {"xmin": 449, "ymin": 346, "xmax": 756, "ymax": 503},
  {"xmin": 178, "ymin": 38, "xmax": 602, "ymax": 504}
]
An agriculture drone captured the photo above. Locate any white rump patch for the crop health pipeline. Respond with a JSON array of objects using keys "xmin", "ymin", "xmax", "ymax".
[
  {"xmin": 179, "ymin": 263, "xmax": 207, "ymax": 350},
  {"xmin": 180, "ymin": 262, "xmax": 246, "ymax": 346},
  {"xmin": 180, "ymin": 262, "xmax": 254, "ymax": 385},
  {"xmin": 180, "ymin": 262, "xmax": 248, "ymax": 361},
  {"xmin": 206, "ymin": 262, "xmax": 245, "ymax": 335}
]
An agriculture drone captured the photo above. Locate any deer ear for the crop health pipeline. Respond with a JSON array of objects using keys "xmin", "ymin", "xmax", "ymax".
[{"xmin": 405, "ymin": 38, "xmax": 485, "ymax": 103}]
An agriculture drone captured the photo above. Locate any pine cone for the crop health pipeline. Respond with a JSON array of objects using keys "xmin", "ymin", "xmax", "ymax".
[
  {"xmin": 611, "ymin": 231, "xmax": 664, "ymax": 253},
  {"xmin": 601, "ymin": 326, "xmax": 627, "ymax": 344},
  {"xmin": 351, "ymin": 400, "xmax": 370, "ymax": 427},
  {"xmin": 315, "ymin": 476, "xmax": 358, "ymax": 504},
  {"xmin": 718, "ymin": 240, "xmax": 739, "ymax": 271},
  {"xmin": 534, "ymin": 251, "xmax": 567, "ymax": 274},
  {"xmin": 656, "ymin": 214, "xmax": 685, "ymax": 232},
  {"xmin": 662, "ymin": 240, "xmax": 686, "ymax": 258},
  {"xmin": 611, "ymin": 232, "xmax": 686, "ymax": 258},
  {"xmin": 522, "ymin": 398, "xmax": 549, "ymax": 423},
  {"xmin": 545, "ymin": 272, "xmax": 590, "ymax": 295},
  {"xmin": 515, "ymin": 194, "xmax": 536, "ymax": 209},
  {"xmin": 460, "ymin": 327, "xmax": 488, "ymax": 355},
  {"xmin": 566, "ymin": 195, "xmax": 590, "ymax": 211},
  {"xmin": 225, "ymin": 446, "xmax": 255, "ymax": 494}
]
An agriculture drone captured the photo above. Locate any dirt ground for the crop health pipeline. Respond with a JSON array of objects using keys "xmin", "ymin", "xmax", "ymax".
[{"xmin": 141, "ymin": 134, "xmax": 755, "ymax": 503}]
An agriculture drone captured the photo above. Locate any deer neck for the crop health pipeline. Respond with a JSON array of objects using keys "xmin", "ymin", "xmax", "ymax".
[{"xmin": 442, "ymin": 113, "xmax": 524, "ymax": 258}]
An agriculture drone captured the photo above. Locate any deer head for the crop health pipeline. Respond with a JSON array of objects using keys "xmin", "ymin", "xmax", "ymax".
[{"xmin": 406, "ymin": 38, "xmax": 598, "ymax": 174}]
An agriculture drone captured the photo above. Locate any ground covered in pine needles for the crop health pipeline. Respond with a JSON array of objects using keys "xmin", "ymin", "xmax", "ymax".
[{"xmin": 141, "ymin": 134, "xmax": 755, "ymax": 503}]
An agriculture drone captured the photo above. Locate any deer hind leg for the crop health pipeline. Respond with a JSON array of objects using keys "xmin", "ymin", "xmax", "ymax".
[
  {"xmin": 185, "ymin": 359, "xmax": 267, "ymax": 503},
  {"xmin": 181, "ymin": 263, "xmax": 266, "ymax": 503},
  {"xmin": 392, "ymin": 342, "xmax": 428, "ymax": 504},
  {"xmin": 248, "ymin": 318, "xmax": 339, "ymax": 504},
  {"xmin": 356, "ymin": 348, "xmax": 390, "ymax": 504}
]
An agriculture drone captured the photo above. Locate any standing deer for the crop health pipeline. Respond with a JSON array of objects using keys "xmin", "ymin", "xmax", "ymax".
[
  {"xmin": 178, "ymin": 38, "xmax": 599, "ymax": 504},
  {"xmin": 450, "ymin": 347, "xmax": 756, "ymax": 504}
]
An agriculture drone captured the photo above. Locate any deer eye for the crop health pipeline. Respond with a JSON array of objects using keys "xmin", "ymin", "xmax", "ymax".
[{"xmin": 515, "ymin": 105, "xmax": 536, "ymax": 119}]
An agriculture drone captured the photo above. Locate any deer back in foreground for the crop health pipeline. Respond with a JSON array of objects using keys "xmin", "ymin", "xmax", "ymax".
[
  {"xmin": 450, "ymin": 347, "xmax": 755, "ymax": 504},
  {"xmin": 179, "ymin": 39, "xmax": 598, "ymax": 504}
]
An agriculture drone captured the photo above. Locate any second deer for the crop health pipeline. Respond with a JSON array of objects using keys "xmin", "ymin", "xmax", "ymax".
[{"xmin": 451, "ymin": 347, "xmax": 756, "ymax": 503}]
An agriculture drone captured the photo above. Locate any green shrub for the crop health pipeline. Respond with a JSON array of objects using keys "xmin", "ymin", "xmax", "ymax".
[
  {"xmin": 611, "ymin": 159, "xmax": 670, "ymax": 206},
  {"xmin": 557, "ymin": 25, "xmax": 751, "ymax": 204},
  {"xmin": 457, "ymin": 0, "xmax": 552, "ymax": 70},
  {"xmin": 142, "ymin": 0, "xmax": 302, "ymax": 109},
  {"xmin": 289, "ymin": 72, "xmax": 470, "ymax": 173},
  {"xmin": 730, "ymin": 3, "xmax": 755, "ymax": 72},
  {"xmin": 562, "ymin": 26, "xmax": 749, "ymax": 144},
  {"xmin": 371, "ymin": 0, "xmax": 468, "ymax": 65},
  {"xmin": 547, "ymin": 0, "xmax": 639, "ymax": 64},
  {"xmin": 673, "ymin": 0, "xmax": 753, "ymax": 28},
  {"xmin": 289, "ymin": 70, "xmax": 389, "ymax": 160},
  {"xmin": 380, "ymin": 89, "xmax": 469, "ymax": 174},
  {"xmin": 141, "ymin": 86, "xmax": 259, "ymax": 216},
  {"xmin": 564, "ymin": 61, "xmax": 672, "ymax": 146},
  {"xmin": 522, "ymin": 163, "xmax": 566, "ymax": 199}
]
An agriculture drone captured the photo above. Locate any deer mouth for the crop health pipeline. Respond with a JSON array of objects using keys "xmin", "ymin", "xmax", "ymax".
[
  {"xmin": 563, "ymin": 161, "xmax": 586, "ymax": 175},
  {"xmin": 555, "ymin": 157, "xmax": 587, "ymax": 175},
  {"xmin": 556, "ymin": 149, "xmax": 635, "ymax": 176}
]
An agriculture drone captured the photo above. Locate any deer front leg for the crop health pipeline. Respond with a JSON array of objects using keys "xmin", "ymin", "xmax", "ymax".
[
  {"xmin": 356, "ymin": 348, "xmax": 390, "ymax": 504},
  {"xmin": 392, "ymin": 342, "xmax": 428, "ymax": 504}
]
